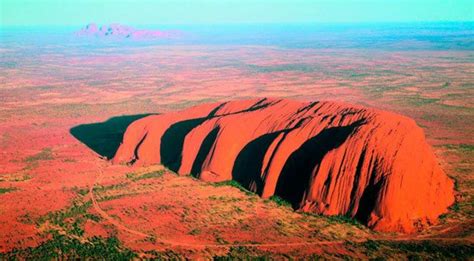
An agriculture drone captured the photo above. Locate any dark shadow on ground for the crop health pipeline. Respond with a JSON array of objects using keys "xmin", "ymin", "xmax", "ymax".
[
  {"xmin": 274, "ymin": 120, "xmax": 366, "ymax": 209},
  {"xmin": 70, "ymin": 114, "xmax": 154, "ymax": 159}
]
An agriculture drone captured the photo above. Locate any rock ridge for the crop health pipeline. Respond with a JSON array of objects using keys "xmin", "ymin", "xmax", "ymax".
[{"xmin": 113, "ymin": 98, "xmax": 455, "ymax": 233}]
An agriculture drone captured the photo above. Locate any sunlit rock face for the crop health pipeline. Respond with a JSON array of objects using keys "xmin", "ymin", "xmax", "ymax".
[
  {"xmin": 113, "ymin": 98, "xmax": 454, "ymax": 233},
  {"xmin": 75, "ymin": 23, "xmax": 180, "ymax": 39}
]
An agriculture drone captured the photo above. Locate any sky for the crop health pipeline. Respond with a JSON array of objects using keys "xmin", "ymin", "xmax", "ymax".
[{"xmin": 1, "ymin": 0, "xmax": 473, "ymax": 26}]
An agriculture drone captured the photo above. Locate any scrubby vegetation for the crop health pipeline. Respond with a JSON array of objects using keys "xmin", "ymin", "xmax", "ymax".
[
  {"xmin": 24, "ymin": 148, "xmax": 54, "ymax": 163},
  {"xmin": 214, "ymin": 246, "xmax": 271, "ymax": 260},
  {"xmin": 37, "ymin": 198, "xmax": 101, "ymax": 237},
  {"xmin": 267, "ymin": 195, "xmax": 292, "ymax": 208},
  {"xmin": 0, "ymin": 193, "xmax": 136, "ymax": 260},
  {"xmin": 126, "ymin": 170, "xmax": 165, "ymax": 181},
  {"xmin": 0, "ymin": 233, "xmax": 137, "ymax": 260},
  {"xmin": 210, "ymin": 180, "xmax": 254, "ymax": 196},
  {"xmin": 362, "ymin": 239, "xmax": 474, "ymax": 260},
  {"xmin": 0, "ymin": 187, "xmax": 17, "ymax": 194},
  {"xmin": 443, "ymin": 144, "xmax": 474, "ymax": 153}
]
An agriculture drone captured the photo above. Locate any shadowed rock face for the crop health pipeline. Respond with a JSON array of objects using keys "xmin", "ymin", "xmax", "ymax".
[{"xmin": 113, "ymin": 98, "xmax": 454, "ymax": 233}]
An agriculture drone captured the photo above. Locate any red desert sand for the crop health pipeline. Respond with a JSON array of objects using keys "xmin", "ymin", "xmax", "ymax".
[{"xmin": 113, "ymin": 98, "xmax": 455, "ymax": 233}]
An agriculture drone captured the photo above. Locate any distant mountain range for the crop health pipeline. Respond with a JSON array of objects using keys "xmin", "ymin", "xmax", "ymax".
[{"xmin": 75, "ymin": 23, "xmax": 181, "ymax": 40}]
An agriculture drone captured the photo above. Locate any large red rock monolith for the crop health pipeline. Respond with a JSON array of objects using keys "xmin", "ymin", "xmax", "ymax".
[{"xmin": 113, "ymin": 98, "xmax": 454, "ymax": 233}]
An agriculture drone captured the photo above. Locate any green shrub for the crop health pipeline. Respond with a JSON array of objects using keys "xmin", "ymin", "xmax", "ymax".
[
  {"xmin": 0, "ymin": 187, "xmax": 17, "ymax": 194},
  {"xmin": 0, "ymin": 233, "xmax": 137, "ymax": 260},
  {"xmin": 211, "ymin": 180, "xmax": 254, "ymax": 196},
  {"xmin": 24, "ymin": 148, "xmax": 53, "ymax": 162},
  {"xmin": 268, "ymin": 195, "xmax": 292, "ymax": 208},
  {"xmin": 126, "ymin": 170, "xmax": 165, "ymax": 181}
]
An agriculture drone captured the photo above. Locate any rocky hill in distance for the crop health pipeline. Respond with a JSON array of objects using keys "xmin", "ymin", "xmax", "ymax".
[{"xmin": 75, "ymin": 23, "xmax": 180, "ymax": 39}]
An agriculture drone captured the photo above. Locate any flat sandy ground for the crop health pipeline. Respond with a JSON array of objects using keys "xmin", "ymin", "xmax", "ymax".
[{"xmin": 0, "ymin": 44, "xmax": 473, "ymax": 259}]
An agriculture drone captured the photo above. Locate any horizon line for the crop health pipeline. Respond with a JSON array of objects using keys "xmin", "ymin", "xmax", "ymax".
[{"xmin": 2, "ymin": 20, "xmax": 474, "ymax": 28}]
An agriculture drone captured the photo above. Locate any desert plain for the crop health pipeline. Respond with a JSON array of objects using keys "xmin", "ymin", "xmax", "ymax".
[{"xmin": 0, "ymin": 23, "xmax": 473, "ymax": 259}]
